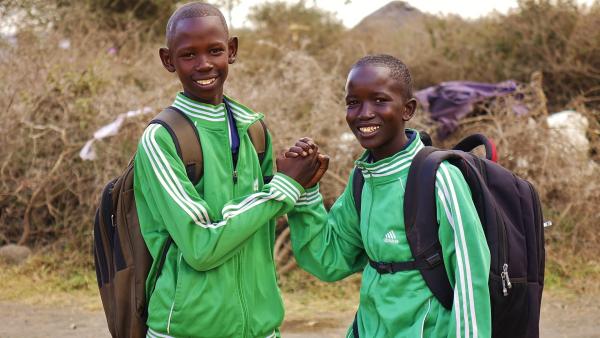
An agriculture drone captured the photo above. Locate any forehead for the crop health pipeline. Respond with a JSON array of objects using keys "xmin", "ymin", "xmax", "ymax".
[
  {"xmin": 345, "ymin": 65, "xmax": 404, "ymax": 94},
  {"xmin": 171, "ymin": 16, "xmax": 228, "ymax": 47}
]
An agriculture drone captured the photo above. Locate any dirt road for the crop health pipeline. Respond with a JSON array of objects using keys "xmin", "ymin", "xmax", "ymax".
[{"xmin": 0, "ymin": 290, "xmax": 598, "ymax": 338}]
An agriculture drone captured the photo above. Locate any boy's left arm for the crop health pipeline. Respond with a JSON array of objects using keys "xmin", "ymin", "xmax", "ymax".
[{"xmin": 435, "ymin": 162, "xmax": 491, "ymax": 338}]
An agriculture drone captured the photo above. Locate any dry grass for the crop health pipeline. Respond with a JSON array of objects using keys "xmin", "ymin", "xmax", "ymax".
[{"xmin": 0, "ymin": 1, "xmax": 599, "ymax": 291}]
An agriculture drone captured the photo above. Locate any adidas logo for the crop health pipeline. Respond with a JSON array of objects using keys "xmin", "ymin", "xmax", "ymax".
[{"xmin": 383, "ymin": 230, "xmax": 399, "ymax": 244}]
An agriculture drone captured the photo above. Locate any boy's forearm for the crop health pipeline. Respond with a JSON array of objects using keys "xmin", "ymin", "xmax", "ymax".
[
  {"xmin": 135, "ymin": 127, "xmax": 304, "ymax": 271},
  {"xmin": 156, "ymin": 173, "xmax": 302, "ymax": 271},
  {"xmin": 287, "ymin": 186, "xmax": 366, "ymax": 282}
]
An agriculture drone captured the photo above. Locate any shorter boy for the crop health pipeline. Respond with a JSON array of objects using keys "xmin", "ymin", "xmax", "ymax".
[{"xmin": 285, "ymin": 54, "xmax": 491, "ymax": 337}]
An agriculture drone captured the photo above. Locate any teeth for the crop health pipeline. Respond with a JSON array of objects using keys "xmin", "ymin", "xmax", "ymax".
[
  {"xmin": 359, "ymin": 126, "xmax": 379, "ymax": 133},
  {"xmin": 196, "ymin": 78, "xmax": 216, "ymax": 85}
]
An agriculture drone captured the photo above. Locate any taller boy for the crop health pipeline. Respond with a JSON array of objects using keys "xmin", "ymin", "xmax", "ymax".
[{"xmin": 133, "ymin": 3, "xmax": 320, "ymax": 337}]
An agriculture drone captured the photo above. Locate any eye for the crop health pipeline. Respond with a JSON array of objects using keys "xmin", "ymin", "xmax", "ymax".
[
  {"xmin": 346, "ymin": 99, "xmax": 359, "ymax": 107},
  {"xmin": 180, "ymin": 52, "xmax": 195, "ymax": 59},
  {"xmin": 374, "ymin": 97, "xmax": 388, "ymax": 104},
  {"xmin": 210, "ymin": 48, "xmax": 225, "ymax": 55}
]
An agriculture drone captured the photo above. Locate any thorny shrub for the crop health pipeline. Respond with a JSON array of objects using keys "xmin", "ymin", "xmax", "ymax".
[{"xmin": 0, "ymin": 2, "xmax": 599, "ymax": 280}]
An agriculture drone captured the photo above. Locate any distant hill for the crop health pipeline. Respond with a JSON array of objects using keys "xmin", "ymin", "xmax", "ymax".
[{"xmin": 352, "ymin": 1, "xmax": 427, "ymax": 33}]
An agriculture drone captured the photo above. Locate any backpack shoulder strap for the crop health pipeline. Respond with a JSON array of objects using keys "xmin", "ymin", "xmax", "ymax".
[
  {"xmin": 149, "ymin": 107, "xmax": 203, "ymax": 185},
  {"xmin": 403, "ymin": 147, "xmax": 459, "ymax": 310},
  {"xmin": 352, "ymin": 166, "xmax": 365, "ymax": 220},
  {"xmin": 452, "ymin": 133, "xmax": 497, "ymax": 162},
  {"xmin": 247, "ymin": 119, "xmax": 267, "ymax": 163}
]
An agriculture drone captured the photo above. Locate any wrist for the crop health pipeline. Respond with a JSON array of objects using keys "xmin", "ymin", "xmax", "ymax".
[{"xmin": 270, "ymin": 173, "xmax": 305, "ymax": 203}]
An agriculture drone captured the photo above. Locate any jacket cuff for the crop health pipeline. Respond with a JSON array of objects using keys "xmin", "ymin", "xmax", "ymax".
[
  {"xmin": 269, "ymin": 173, "xmax": 304, "ymax": 203},
  {"xmin": 296, "ymin": 184, "xmax": 321, "ymax": 206}
]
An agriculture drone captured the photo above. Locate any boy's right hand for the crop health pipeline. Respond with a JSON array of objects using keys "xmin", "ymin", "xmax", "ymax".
[
  {"xmin": 276, "ymin": 150, "xmax": 320, "ymax": 188},
  {"xmin": 280, "ymin": 137, "xmax": 330, "ymax": 188}
]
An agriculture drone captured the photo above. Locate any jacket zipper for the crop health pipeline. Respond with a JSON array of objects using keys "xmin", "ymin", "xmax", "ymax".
[{"xmin": 229, "ymin": 152, "xmax": 248, "ymax": 337}]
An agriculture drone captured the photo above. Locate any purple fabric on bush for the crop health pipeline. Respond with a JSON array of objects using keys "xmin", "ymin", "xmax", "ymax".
[{"xmin": 415, "ymin": 81, "xmax": 526, "ymax": 139}]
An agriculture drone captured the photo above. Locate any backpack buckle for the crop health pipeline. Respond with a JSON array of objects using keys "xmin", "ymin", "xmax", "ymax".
[
  {"xmin": 375, "ymin": 261, "xmax": 395, "ymax": 274},
  {"xmin": 424, "ymin": 253, "xmax": 442, "ymax": 268}
]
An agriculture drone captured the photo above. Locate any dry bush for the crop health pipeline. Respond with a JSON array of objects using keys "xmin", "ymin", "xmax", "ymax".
[
  {"xmin": 0, "ymin": 4, "xmax": 176, "ymax": 253},
  {"xmin": 334, "ymin": 1, "xmax": 600, "ymax": 112},
  {"xmin": 436, "ymin": 73, "xmax": 600, "ymax": 273},
  {"xmin": 1, "ymin": 1, "xmax": 599, "ymax": 283}
]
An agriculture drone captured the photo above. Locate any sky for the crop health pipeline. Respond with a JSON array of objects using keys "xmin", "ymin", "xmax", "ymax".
[{"xmin": 228, "ymin": 0, "xmax": 597, "ymax": 28}]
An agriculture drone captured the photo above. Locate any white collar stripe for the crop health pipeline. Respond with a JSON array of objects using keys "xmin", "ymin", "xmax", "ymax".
[
  {"xmin": 176, "ymin": 94, "xmax": 224, "ymax": 112},
  {"xmin": 227, "ymin": 98, "xmax": 255, "ymax": 116},
  {"xmin": 172, "ymin": 104, "xmax": 226, "ymax": 122},
  {"xmin": 362, "ymin": 142, "xmax": 424, "ymax": 177},
  {"xmin": 230, "ymin": 105, "xmax": 257, "ymax": 121},
  {"xmin": 173, "ymin": 100, "xmax": 225, "ymax": 117}
]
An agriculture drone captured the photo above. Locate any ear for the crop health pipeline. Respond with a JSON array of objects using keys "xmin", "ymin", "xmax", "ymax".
[
  {"xmin": 228, "ymin": 37, "xmax": 239, "ymax": 64},
  {"xmin": 402, "ymin": 97, "xmax": 417, "ymax": 121},
  {"xmin": 159, "ymin": 48, "xmax": 176, "ymax": 73},
  {"xmin": 402, "ymin": 98, "xmax": 417, "ymax": 121}
]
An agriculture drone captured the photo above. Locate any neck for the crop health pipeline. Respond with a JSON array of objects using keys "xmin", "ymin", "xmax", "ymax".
[
  {"xmin": 370, "ymin": 132, "xmax": 410, "ymax": 162},
  {"xmin": 182, "ymin": 91, "xmax": 223, "ymax": 106}
]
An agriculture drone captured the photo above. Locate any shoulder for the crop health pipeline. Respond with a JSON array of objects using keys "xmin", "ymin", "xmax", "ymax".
[
  {"xmin": 137, "ymin": 123, "xmax": 177, "ymax": 153},
  {"xmin": 225, "ymin": 96, "xmax": 264, "ymax": 121},
  {"xmin": 435, "ymin": 161, "xmax": 467, "ymax": 193}
]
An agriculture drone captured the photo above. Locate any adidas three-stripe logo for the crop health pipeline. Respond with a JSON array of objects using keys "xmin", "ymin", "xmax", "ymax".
[{"xmin": 384, "ymin": 230, "xmax": 399, "ymax": 244}]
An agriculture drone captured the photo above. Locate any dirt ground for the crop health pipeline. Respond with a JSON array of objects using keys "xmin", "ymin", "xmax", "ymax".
[{"xmin": 0, "ymin": 290, "xmax": 598, "ymax": 338}]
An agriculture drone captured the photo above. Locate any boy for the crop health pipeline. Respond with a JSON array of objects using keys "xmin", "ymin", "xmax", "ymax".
[
  {"xmin": 285, "ymin": 54, "xmax": 492, "ymax": 337},
  {"xmin": 133, "ymin": 3, "xmax": 324, "ymax": 337}
]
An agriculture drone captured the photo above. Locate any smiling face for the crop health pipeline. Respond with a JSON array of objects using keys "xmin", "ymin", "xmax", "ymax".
[
  {"xmin": 345, "ymin": 65, "xmax": 416, "ymax": 161},
  {"xmin": 159, "ymin": 16, "xmax": 237, "ymax": 105}
]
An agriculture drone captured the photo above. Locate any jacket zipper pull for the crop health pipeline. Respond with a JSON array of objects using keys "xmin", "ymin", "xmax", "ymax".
[
  {"xmin": 233, "ymin": 170, "xmax": 238, "ymax": 184},
  {"xmin": 503, "ymin": 263, "xmax": 512, "ymax": 289},
  {"xmin": 111, "ymin": 214, "xmax": 116, "ymax": 228}
]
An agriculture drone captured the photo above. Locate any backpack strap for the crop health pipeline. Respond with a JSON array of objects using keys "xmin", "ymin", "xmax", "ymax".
[
  {"xmin": 149, "ymin": 107, "xmax": 203, "ymax": 185},
  {"xmin": 453, "ymin": 133, "xmax": 497, "ymax": 162},
  {"xmin": 419, "ymin": 130, "xmax": 433, "ymax": 147},
  {"xmin": 247, "ymin": 119, "xmax": 267, "ymax": 163},
  {"xmin": 403, "ymin": 148, "xmax": 469, "ymax": 310},
  {"xmin": 352, "ymin": 166, "xmax": 365, "ymax": 220}
]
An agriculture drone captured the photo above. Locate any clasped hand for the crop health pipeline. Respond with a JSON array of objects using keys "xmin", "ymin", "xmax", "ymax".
[{"xmin": 276, "ymin": 137, "xmax": 329, "ymax": 188}]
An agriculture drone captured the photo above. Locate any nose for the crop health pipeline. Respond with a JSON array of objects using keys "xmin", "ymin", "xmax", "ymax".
[
  {"xmin": 194, "ymin": 55, "xmax": 212, "ymax": 72},
  {"xmin": 357, "ymin": 102, "xmax": 375, "ymax": 120}
]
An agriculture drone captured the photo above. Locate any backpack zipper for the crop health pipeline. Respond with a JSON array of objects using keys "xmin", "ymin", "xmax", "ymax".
[{"xmin": 497, "ymin": 212, "xmax": 511, "ymax": 296}]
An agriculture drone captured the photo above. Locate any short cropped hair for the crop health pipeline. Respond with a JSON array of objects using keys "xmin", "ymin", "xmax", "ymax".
[
  {"xmin": 166, "ymin": 2, "xmax": 228, "ymax": 46},
  {"xmin": 352, "ymin": 54, "xmax": 413, "ymax": 99}
]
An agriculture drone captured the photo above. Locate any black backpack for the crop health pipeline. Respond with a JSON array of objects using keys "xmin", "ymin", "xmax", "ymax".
[
  {"xmin": 351, "ymin": 133, "xmax": 546, "ymax": 338},
  {"xmin": 93, "ymin": 103, "xmax": 268, "ymax": 338}
]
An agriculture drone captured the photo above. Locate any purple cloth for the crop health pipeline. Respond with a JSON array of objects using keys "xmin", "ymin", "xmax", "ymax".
[{"xmin": 415, "ymin": 81, "xmax": 527, "ymax": 139}]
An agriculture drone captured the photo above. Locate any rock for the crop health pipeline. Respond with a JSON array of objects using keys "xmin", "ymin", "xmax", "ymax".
[
  {"xmin": 0, "ymin": 244, "xmax": 32, "ymax": 265},
  {"xmin": 546, "ymin": 110, "xmax": 590, "ymax": 161}
]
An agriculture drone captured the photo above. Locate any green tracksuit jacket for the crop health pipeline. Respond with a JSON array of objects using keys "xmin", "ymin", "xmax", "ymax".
[
  {"xmin": 288, "ymin": 130, "xmax": 492, "ymax": 338},
  {"xmin": 134, "ymin": 93, "xmax": 304, "ymax": 338}
]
